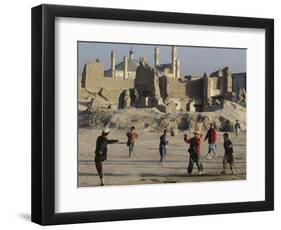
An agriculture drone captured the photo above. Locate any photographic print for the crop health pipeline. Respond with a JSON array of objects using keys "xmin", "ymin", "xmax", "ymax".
[
  {"xmin": 78, "ymin": 42, "xmax": 247, "ymax": 187},
  {"xmin": 32, "ymin": 5, "xmax": 273, "ymax": 224}
]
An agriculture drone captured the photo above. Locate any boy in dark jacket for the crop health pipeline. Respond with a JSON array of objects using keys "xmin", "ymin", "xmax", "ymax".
[
  {"xmin": 221, "ymin": 133, "xmax": 234, "ymax": 175},
  {"xmin": 94, "ymin": 128, "xmax": 118, "ymax": 186},
  {"xmin": 159, "ymin": 129, "xmax": 169, "ymax": 164},
  {"xmin": 184, "ymin": 131, "xmax": 203, "ymax": 175},
  {"xmin": 204, "ymin": 122, "xmax": 217, "ymax": 158}
]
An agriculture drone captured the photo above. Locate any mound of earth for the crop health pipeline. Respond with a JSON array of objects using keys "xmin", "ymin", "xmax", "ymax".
[{"xmin": 88, "ymin": 100, "xmax": 246, "ymax": 132}]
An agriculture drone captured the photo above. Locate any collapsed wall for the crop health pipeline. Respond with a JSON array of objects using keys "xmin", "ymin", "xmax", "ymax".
[
  {"xmin": 134, "ymin": 60, "xmax": 162, "ymax": 108},
  {"xmin": 80, "ymin": 60, "xmax": 134, "ymax": 107},
  {"xmin": 134, "ymin": 61, "xmax": 190, "ymax": 113}
]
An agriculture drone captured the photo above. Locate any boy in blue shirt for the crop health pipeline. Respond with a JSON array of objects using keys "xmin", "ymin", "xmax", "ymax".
[{"xmin": 159, "ymin": 130, "xmax": 169, "ymax": 164}]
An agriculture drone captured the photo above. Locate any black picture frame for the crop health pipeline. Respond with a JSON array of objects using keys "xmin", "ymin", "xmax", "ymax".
[{"xmin": 31, "ymin": 4, "xmax": 274, "ymax": 225}]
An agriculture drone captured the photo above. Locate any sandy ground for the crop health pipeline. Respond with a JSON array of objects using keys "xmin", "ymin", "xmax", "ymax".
[{"xmin": 78, "ymin": 129, "xmax": 246, "ymax": 187}]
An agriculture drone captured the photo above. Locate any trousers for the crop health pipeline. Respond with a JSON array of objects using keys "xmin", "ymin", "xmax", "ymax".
[{"xmin": 188, "ymin": 153, "xmax": 203, "ymax": 174}]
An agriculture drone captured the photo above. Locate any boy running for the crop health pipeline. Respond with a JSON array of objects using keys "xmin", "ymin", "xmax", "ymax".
[
  {"xmin": 204, "ymin": 122, "xmax": 217, "ymax": 158},
  {"xmin": 159, "ymin": 129, "xmax": 169, "ymax": 164},
  {"xmin": 126, "ymin": 126, "xmax": 138, "ymax": 158},
  {"xmin": 221, "ymin": 133, "xmax": 234, "ymax": 175},
  {"xmin": 184, "ymin": 131, "xmax": 203, "ymax": 175}
]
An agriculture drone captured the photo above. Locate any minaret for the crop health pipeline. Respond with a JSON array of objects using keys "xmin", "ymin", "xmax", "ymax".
[
  {"xmin": 154, "ymin": 47, "xmax": 159, "ymax": 67},
  {"xmin": 176, "ymin": 59, "xmax": 180, "ymax": 79},
  {"xmin": 123, "ymin": 56, "xmax": 128, "ymax": 80},
  {"xmin": 171, "ymin": 46, "xmax": 177, "ymax": 78},
  {"xmin": 111, "ymin": 50, "xmax": 116, "ymax": 78},
  {"xmin": 129, "ymin": 46, "xmax": 134, "ymax": 60}
]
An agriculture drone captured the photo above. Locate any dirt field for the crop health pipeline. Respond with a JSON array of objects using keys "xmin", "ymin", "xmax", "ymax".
[{"xmin": 78, "ymin": 128, "xmax": 246, "ymax": 187}]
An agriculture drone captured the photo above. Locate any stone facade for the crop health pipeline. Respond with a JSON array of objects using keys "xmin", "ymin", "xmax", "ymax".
[
  {"xmin": 134, "ymin": 59, "xmax": 162, "ymax": 108},
  {"xmin": 81, "ymin": 59, "xmax": 104, "ymax": 89},
  {"xmin": 232, "ymin": 72, "xmax": 246, "ymax": 96},
  {"xmin": 201, "ymin": 67, "xmax": 235, "ymax": 111}
]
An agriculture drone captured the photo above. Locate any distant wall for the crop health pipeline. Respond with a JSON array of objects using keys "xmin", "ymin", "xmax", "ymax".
[
  {"xmin": 185, "ymin": 78, "xmax": 202, "ymax": 99},
  {"xmin": 81, "ymin": 61, "xmax": 104, "ymax": 89},
  {"xmin": 135, "ymin": 64, "xmax": 159, "ymax": 97},
  {"xmin": 168, "ymin": 78, "xmax": 189, "ymax": 110},
  {"xmin": 232, "ymin": 73, "xmax": 246, "ymax": 95},
  {"xmin": 80, "ymin": 61, "xmax": 134, "ymax": 105},
  {"xmin": 169, "ymin": 78, "xmax": 186, "ymax": 99}
]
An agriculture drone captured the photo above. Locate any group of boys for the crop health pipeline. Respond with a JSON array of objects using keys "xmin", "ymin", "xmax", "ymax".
[
  {"xmin": 93, "ymin": 119, "xmax": 240, "ymax": 186},
  {"xmin": 160, "ymin": 121, "xmax": 236, "ymax": 176},
  {"xmin": 183, "ymin": 125, "xmax": 234, "ymax": 176}
]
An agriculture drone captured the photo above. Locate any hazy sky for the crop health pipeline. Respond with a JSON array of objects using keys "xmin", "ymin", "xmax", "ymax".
[{"xmin": 78, "ymin": 42, "xmax": 246, "ymax": 76}]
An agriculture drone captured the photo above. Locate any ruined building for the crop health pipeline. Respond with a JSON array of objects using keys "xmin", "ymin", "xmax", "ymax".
[{"xmin": 80, "ymin": 46, "xmax": 246, "ymax": 112}]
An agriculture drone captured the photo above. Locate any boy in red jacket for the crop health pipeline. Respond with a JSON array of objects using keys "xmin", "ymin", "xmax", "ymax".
[
  {"xmin": 184, "ymin": 131, "xmax": 203, "ymax": 176},
  {"xmin": 204, "ymin": 122, "xmax": 217, "ymax": 159}
]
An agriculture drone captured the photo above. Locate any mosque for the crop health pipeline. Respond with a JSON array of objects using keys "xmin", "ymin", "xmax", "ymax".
[{"xmin": 104, "ymin": 46, "xmax": 181, "ymax": 79}]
